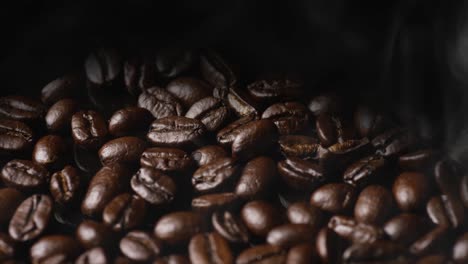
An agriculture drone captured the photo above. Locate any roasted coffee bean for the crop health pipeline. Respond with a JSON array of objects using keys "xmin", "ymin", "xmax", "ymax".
[
  {"xmin": 452, "ymin": 232, "xmax": 468, "ymax": 263},
  {"xmin": 81, "ymin": 165, "xmax": 131, "ymax": 216},
  {"xmin": 384, "ymin": 213, "xmax": 429, "ymax": 246},
  {"xmin": 236, "ymin": 244, "xmax": 286, "ymax": 264},
  {"xmin": 434, "ymin": 159, "xmax": 463, "ymax": 196},
  {"xmin": 310, "ymin": 183, "xmax": 357, "ymax": 214},
  {"xmin": 372, "ymin": 128, "xmax": 415, "ymax": 157},
  {"xmin": 286, "ymin": 202, "xmax": 323, "ymax": 228},
  {"xmin": 71, "ymin": 110, "xmax": 108, "ymax": 149},
  {"xmin": 41, "ymin": 73, "xmax": 83, "ymax": 105},
  {"xmin": 45, "ymin": 99, "xmax": 79, "ymax": 132},
  {"xmin": 241, "ymin": 200, "xmax": 283, "ymax": 237},
  {"xmin": 154, "ymin": 211, "xmax": 202, "ymax": 245},
  {"xmin": 212, "ymin": 211, "xmax": 249, "ymax": 243},
  {"xmin": 192, "ymin": 193, "xmax": 240, "ymax": 214},
  {"xmin": 316, "ymin": 114, "xmax": 355, "ymax": 147},
  {"xmin": 1, "ymin": 159, "xmax": 49, "ymax": 191},
  {"xmin": 0, "ymin": 188, "xmax": 24, "ymax": 227},
  {"xmin": 328, "ymin": 215, "xmax": 385, "ymax": 244},
  {"xmin": 277, "ymin": 158, "xmax": 324, "ymax": 191},
  {"xmin": 266, "ymin": 224, "xmax": 315, "ymax": 248},
  {"xmin": 343, "ymin": 154, "xmax": 386, "ymax": 187},
  {"xmin": 76, "ymin": 220, "xmax": 114, "ymax": 249},
  {"xmin": 200, "ymin": 50, "xmax": 236, "ymax": 90},
  {"xmin": 189, "ymin": 232, "xmax": 233, "ymax": 264},
  {"xmin": 318, "ymin": 139, "xmax": 372, "ymax": 174},
  {"xmin": 278, "ymin": 135, "xmax": 319, "ymax": 159},
  {"xmin": 154, "ymin": 255, "xmax": 191, "ymax": 264},
  {"xmin": 261, "ymin": 102, "xmax": 309, "ymax": 135},
  {"xmin": 0, "ymin": 233, "xmax": 15, "ymax": 261},
  {"xmin": 216, "ymin": 114, "xmax": 257, "ymax": 147},
  {"xmin": 286, "ymin": 243, "xmax": 318, "ymax": 264},
  {"xmin": 131, "ymin": 167, "xmax": 176, "ymax": 205},
  {"xmin": 226, "ymin": 88, "xmax": 259, "ymax": 117},
  {"xmin": 354, "ymin": 106, "xmax": 386, "ymax": 138},
  {"xmin": 308, "ymin": 94, "xmax": 341, "ymax": 116},
  {"xmin": 75, "ymin": 247, "xmax": 108, "ymax": 264},
  {"xmin": 9, "ymin": 194, "xmax": 52, "ymax": 242},
  {"xmin": 73, "ymin": 144, "xmax": 101, "ymax": 174},
  {"xmin": 185, "ymin": 97, "xmax": 229, "ymax": 132},
  {"xmin": 84, "ymin": 49, "xmax": 122, "ymax": 85},
  {"xmin": 342, "ymin": 240, "xmax": 405, "ymax": 263},
  {"xmin": 0, "ymin": 119, "xmax": 33, "ymax": 155},
  {"xmin": 156, "ymin": 48, "xmax": 194, "ymax": 78},
  {"xmin": 147, "ymin": 116, "xmax": 206, "ymax": 148},
  {"xmin": 103, "ymin": 193, "xmax": 146, "ymax": 232},
  {"xmin": 410, "ymin": 226, "xmax": 450, "ymax": 256},
  {"xmin": 124, "ymin": 56, "xmax": 157, "ymax": 95},
  {"xmin": 461, "ymin": 174, "xmax": 468, "ymax": 208},
  {"xmin": 235, "ymin": 156, "xmax": 277, "ymax": 200},
  {"xmin": 192, "ymin": 157, "xmax": 240, "ymax": 193},
  {"xmin": 167, "ymin": 77, "xmax": 212, "ymax": 108},
  {"xmin": 354, "ymin": 185, "xmax": 394, "ymax": 225},
  {"xmin": 426, "ymin": 195, "xmax": 465, "ymax": 228},
  {"xmin": 29, "ymin": 235, "xmax": 81, "ymax": 264},
  {"xmin": 0, "ymin": 96, "xmax": 45, "ymax": 122},
  {"xmin": 247, "ymin": 79, "xmax": 301, "ymax": 103},
  {"xmin": 316, "ymin": 227, "xmax": 345, "ymax": 264},
  {"xmin": 393, "ymin": 172, "xmax": 432, "ymax": 211},
  {"xmin": 32, "ymin": 135, "xmax": 68, "ymax": 168},
  {"xmin": 138, "ymin": 87, "xmax": 184, "ymax": 119},
  {"xmin": 99, "ymin": 136, "xmax": 147, "ymax": 165},
  {"xmin": 232, "ymin": 119, "xmax": 278, "ymax": 160},
  {"xmin": 108, "ymin": 107, "xmax": 154, "ymax": 137},
  {"xmin": 49, "ymin": 165, "xmax": 80, "ymax": 205},
  {"xmin": 141, "ymin": 147, "xmax": 192, "ymax": 172},
  {"xmin": 416, "ymin": 255, "xmax": 449, "ymax": 264},
  {"xmin": 399, "ymin": 149, "xmax": 437, "ymax": 171},
  {"xmin": 191, "ymin": 145, "xmax": 228, "ymax": 167},
  {"xmin": 120, "ymin": 231, "xmax": 161, "ymax": 262}
]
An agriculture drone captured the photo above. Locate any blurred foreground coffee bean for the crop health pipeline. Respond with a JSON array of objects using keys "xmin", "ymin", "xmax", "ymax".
[
  {"xmin": 30, "ymin": 235, "xmax": 81, "ymax": 263},
  {"xmin": 241, "ymin": 200, "xmax": 283, "ymax": 237},
  {"xmin": 188, "ymin": 232, "xmax": 233, "ymax": 264},
  {"xmin": 120, "ymin": 231, "xmax": 161, "ymax": 262},
  {"xmin": 41, "ymin": 73, "xmax": 84, "ymax": 105},
  {"xmin": 45, "ymin": 98, "xmax": 79, "ymax": 133},
  {"xmin": 154, "ymin": 211, "xmax": 202, "ymax": 245},
  {"xmin": 0, "ymin": 96, "xmax": 45, "ymax": 123},
  {"xmin": 1, "ymin": 159, "xmax": 49, "ymax": 191},
  {"xmin": 108, "ymin": 107, "xmax": 153, "ymax": 137}
]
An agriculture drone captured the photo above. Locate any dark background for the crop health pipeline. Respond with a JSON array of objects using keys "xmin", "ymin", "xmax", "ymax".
[{"xmin": 1, "ymin": 0, "xmax": 467, "ymax": 161}]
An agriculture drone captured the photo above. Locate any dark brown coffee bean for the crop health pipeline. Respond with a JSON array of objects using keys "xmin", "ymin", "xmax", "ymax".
[
  {"xmin": 9, "ymin": 194, "xmax": 52, "ymax": 242},
  {"xmin": 185, "ymin": 97, "xmax": 229, "ymax": 132},
  {"xmin": 277, "ymin": 158, "xmax": 324, "ymax": 191},
  {"xmin": 30, "ymin": 235, "xmax": 81, "ymax": 264},
  {"xmin": 141, "ymin": 147, "xmax": 192, "ymax": 172},
  {"xmin": 71, "ymin": 110, "xmax": 108, "ymax": 149},
  {"xmin": 216, "ymin": 114, "xmax": 257, "ymax": 147},
  {"xmin": 315, "ymin": 227, "xmax": 345, "ymax": 264},
  {"xmin": 310, "ymin": 183, "xmax": 357, "ymax": 214},
  {"xmin": 236, "ymin": 244, "xmax": 286, "ymax": 264},
  {"xmin": 50, "ymin": 165, "xmax": 80, "ymax": 205},
  {"xmin": 410, "ymin": 226, "xmax": 450, "ymax": 256},
  {"xmin": 384, "ymin": 213, "xmax": 429, "ymax": 246},
  {"xmin": 154, "ymin": 255, "xmax": 191, "ymax": 264},
  {"xmin": 191, "ymin": 145, "xmax": 228, "ymax": 167},
  {"xmin": 232, "ymin": 119, "xmax": 278, "ymax": 160},
  {"xmin": 235, "ymin": 156, "xmax": 277, "ymax": 200},
  {"xmin": 200, "ymin": 50, "xmax": 236, "ymax": 90},
  {"xmin": 84, "ymin": 49, "xmax": 122, "ymax": 85},
  {"xmin": 278, "ymin": 135, "xmax": 319, "ymax": 159},
  {"xmin": 286, "ymin": 202, "xmax": 323, "ymax": 229},
  {"xmin": 461, "ymin": 174, "xmax": 468, "ymax": 209},
  {"xmin": 131, "ymin": 167, "xmax": 176, "ymax": 205},
  {"xmin": 318, "ymin": 139, "xmax": 372, "ymax": 174},
  {"xmin": 120, "ymin": 231, "xmax": 161, "ymax": 262},
  {"xmin": 372, "ymin": 128, "xmax": 415, "ymax": 157},
  {"xmin": 308, "ymin": 94, "xmax": 342, "ymax": 116},
  {"xmin": 45, "ymin": 99, "xmax": 79, "ymax": 133},
  {"xmin": 0, "ymin": 119, "xmax": 33, "ymax": 155},
  {"xmin": 0, "ymin": 233, "xmax": 15, "ymax": 261},
  {"xmin": 316, "ymin": 114, "xmax": 355, "ymax": 147},
  {"xmin": 156, "ymin": 48, "xmax": 194, "ymax": 78},
  {"xmin": 124, "ymin": 56, "xmax": 157, "ymax": 95},
  {"xmin": 192, "ymin": 157, "xmax": 240, "ymax": 193},
  {"xmin": 75, "ymin": 247, "xmax": 108, "ymax": 264},
  {"xmin": 241, "ymin": 200, "xmax": 283, "ymax": 237},
  {"xmin": 354, "ymin": 185, "xmax": 394, "ymax": 225},
  {"xmin": 426, "ymin": 195, "xmax": 465, "ymax": 228},
  {"xmin": 1, "ymin": 159, "xmax": 49, "ymax": 191},
  {"xmin": 192, "ymin": 193, "xmax": 240, "ymax": 214},
  {"xmin": 286, "ymin": 243, "xmax": 319, "ymax": 264},
  {"xmin": 99, "ymin": 137, "xmax": 147, "ymax": 166},
  {"xmin": 138, "ymin": 87, "xmax": 184, "ymax": 119},
  {"xmin": 393, "ymin": 172, "xmax": 432, "ymax": 211},
  {"xmin": 452, "ymin": 232, "xmax": 468, "ymax": 263},
  {"xmin": 261, "ymin": 102, "xmax": 309, "ymax": 135},
  {"xmin": 342, "ymin": 240, "xmax": 405, "ymax": 263},
  {"xmin": 41, "ymin": 73, "xmax": 83, "ymax": 105},
  {"xmin": 399, "ymin": 149, "xmax": 437, "ymax": 171},
  {"xmin": 189, "ymin": 232, "xmax": 233, "ymax": 264},
  {"xmin": 154, "ymin": 211, "xmax": 202, "ymax": 245},
  {"xmin": 354, "ymin": 106, "xmax": 386, "ymax": 138},
  {"xmin": 32, "ymin": 135, "xmax": 68, "ymax": 168},
  {"xmin": 103, "ymin": 193, "xmax": 146, "ymax": 232},
  {"xmin": 147, "ymin": 116, "xmax": 206, "ymax": 148},
  {"xmin": 247, "ymin": 79, "xmax": 301, "ymax": 103},
  {"xmin": 0, "ymin": 188, "xmax": 24, "ymax": 227},
  {"xmin": 212, "ymin": 211, "xmax": 249, "ymax": 243},
  {"xmin": 328, "ymin": 215, "xmax": 385, "ymax": 244},
  {"xmin": 266, "ymin": 224, "xmax": 315, "ymax": 248},
  {"xmin": 0, "ymin": 96, "xmax": 45, "ymax": 122},
  {"xmin": 167, "ymin": 77, "xmax": 212, "ymax": 108},
  {"xmin": 81, "ymin": 165, "xmax": 131, "ymax": 216},
  {"xmin": 343, "ymin": 154, "xmax": 386, "ymax": 187},
  {"xmin": 416, "ymin": 255, "xmax": 449, "ymax": 264},
  {"xmin": 76, "ymin": 220, "xmax": 114, "ymax": 249},
  {"xmin": 226, "ymin": 87, "xmax": 259, "ymax": 117},
  {"xmin": 434, "ymin": 159, "xmax": 463, "ymax": 196},
  {"xmin": 108, "ymin": 107, "xmax": 154, "ymax": 137}
]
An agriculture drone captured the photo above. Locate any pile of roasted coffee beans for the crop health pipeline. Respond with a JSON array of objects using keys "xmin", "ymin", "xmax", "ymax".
[{"xmin": 0, "ymin": 48, "xmax": 467, "ymax": 264}]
